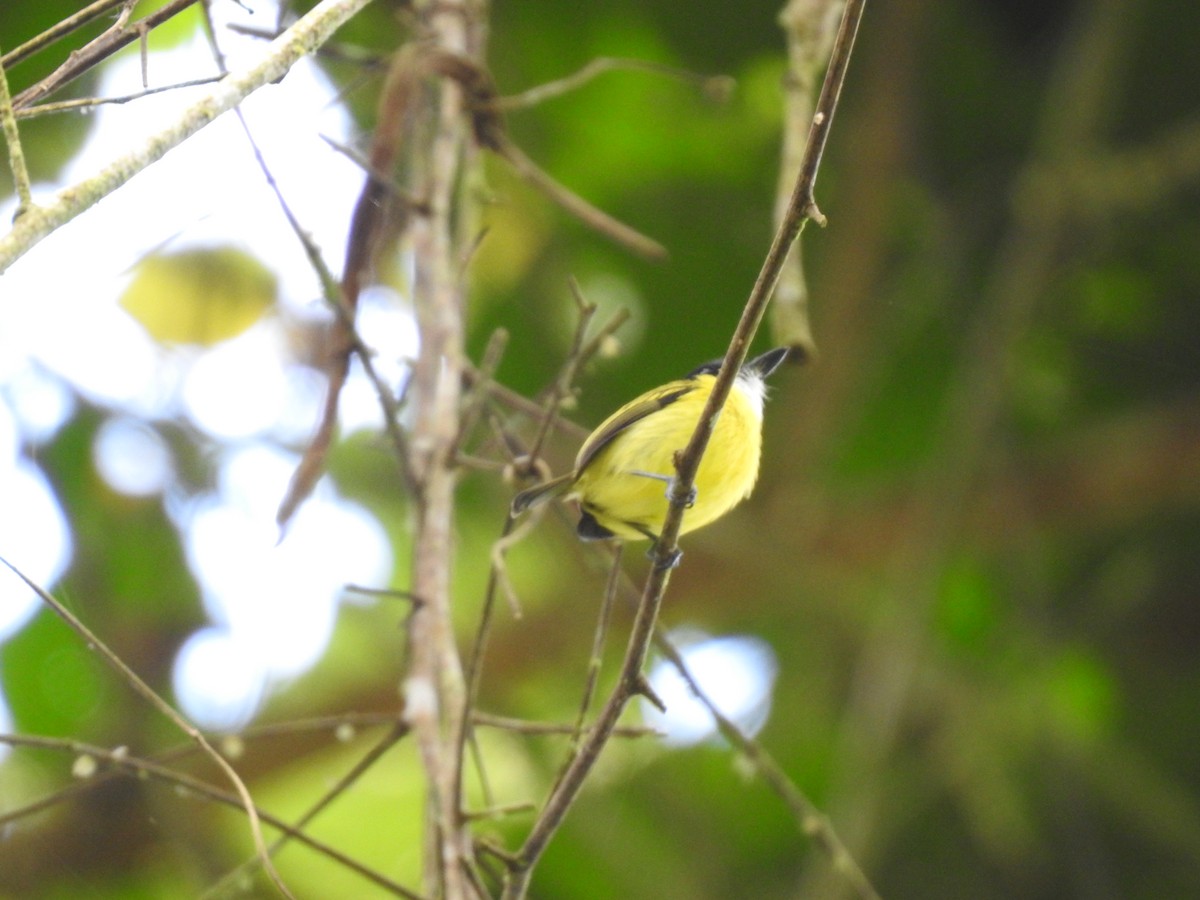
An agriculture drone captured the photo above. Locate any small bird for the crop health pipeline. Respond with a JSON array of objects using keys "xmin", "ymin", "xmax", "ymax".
[{"xmin": 511, "ymin": 347, "xmax": 789, "ymax": 547}]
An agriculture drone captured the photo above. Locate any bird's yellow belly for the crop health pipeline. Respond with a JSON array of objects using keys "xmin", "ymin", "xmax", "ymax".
[{"xmin": 572, "ymin": 388, "xmax": 762, "ymax": 540}]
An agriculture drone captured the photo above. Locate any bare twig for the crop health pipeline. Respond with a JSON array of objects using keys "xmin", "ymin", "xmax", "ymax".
[
  {"xmin": 14, "ymin": 76, "xmax": 226, "ymax": 118},
  {"xmin": 465, "ymin": 302, "xmax": 627, "ymax": 455},
  {"xmin": 471, "ymin": 712, "xmax": 655, "ymax": 738},
  {"xmin": 227, "ymin": 22, "xmax": 391, "ymax": 70},
  {"xmin": 792, "ymin": 0, "xmax": 862, "ymax": 228},
  {"xmin": 0, "ymin": 0, "xmax": 128, "ymax": 71},
  {"xmin": 650, "ymin": 629, "xmax": 881, "ymax": 899},
  {"xmin": 11, "ymin": 0, "xmax": 200, "ymax": 111},
  {"xmin": 455, "ymin": 491, "xmax": 534, "ymax": 827},
  {"xmin": 493, "ymin": 136, "xmax": 668, "ymax": 261},
  {"xmin": 496, "ymin": 56, "xmax": 733, "ymax": 111},
  {"xmin": 501, "ymin": 3, "xmax": 865, "ymax": 896},
  {"xmin": 427, "ymin": 49, "xmax": 667, "ymax": 261},
  {"xmin": 462, "ymin": 364, "xmax": 590, "ymax": 439},
  {"xmin": 0, "ymin": 711, "xmax": 407, "ymax": 833},
  {"xmin": 566, "ymin": 545, "xmax": 623, "ymax": 755},
  {"xmin": 573, "ymin": 544, "xmax": 877, "ymax": 895},
  {"xmin": 0, "ymin": 47, "xmax": 33, "ymax": 216},
  {"xmin": 576, "ymin": 306, "xmax": 632, "ymax": 369},
  {"xmin": 462, "ymin": 801, "xmax": 538, "ymax": 822},
  {"xmin": 522, "ymin": 277, "xmax": 598, "ymax": 471},
  {"xmin": 222, "ymin": 1, "xmax": 376, "ymax": 512},
  {"xmin": 320, "ymin": 133, "xmax": 432, "ymax": 213},
  {"xmin": 450, "ymin": 328, "xmax": 510, "ymax": 468},
  {"xmin": 277, "ymin": 43, "xmax": 427, "ymax": 529},
  {"xmin": 457, "ymin": 303, "xmax": 627, "ymax": 487},
  {"xmin": 454, "ymin": 286, "xmax": 625, "ymax": 835}
]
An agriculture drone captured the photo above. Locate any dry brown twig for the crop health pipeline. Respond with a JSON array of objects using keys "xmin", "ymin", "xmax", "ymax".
[
  {"xmin": 472, "ymin": 711, "xmax": 656, "ymax": 739},
  {"xmin": 0, "ymin": 711, "xmax": 403, "ymax": 829},
  {"xmin": 14, "ymin": 76, "xmax": 226, "ymax": 118},
  {"xmin": 495, "ymin": 56, "xmax": 734, "ymax": 111},
  {"xmin": 276, "ymin": 43, "xmax": 663, "ymax": 531},
  {"xmin": 427, "ymin": 49, "xmax": 668, "ymax": 262},
  {"xmin": 451, "ymin": 327, "xmax": 512, "ymax": 467},
  {"xmin": 563, "ymin": 546, "xmax": 624, "ymax": 758},
  {"xmin": 11, "ymin": 0, "xmax": 201, "ymax": 111},
  {"xmin": 0, "ymin": 0, "xmax": 129, "ymax": 71},
  {"xmin": 276, "ymin": 44, "xmax": 429, "ymax": 530},
  {"xmin": 454, "ymin": 284, "xmax": 619, "ymax": 833},
  {"xmin": 571, "ymin": 538, "xmax": 881, "ymax": 899},
  {"xmin": 521, "ymin": 277, "xmax": 598, "ymax": 468}
]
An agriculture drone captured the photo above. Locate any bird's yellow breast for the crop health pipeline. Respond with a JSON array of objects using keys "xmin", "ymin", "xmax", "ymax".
[{"xmin": 569, "ymin": 375, "xmax": 763, "ymax": 540}]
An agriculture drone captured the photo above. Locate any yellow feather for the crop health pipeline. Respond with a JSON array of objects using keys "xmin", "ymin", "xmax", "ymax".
[
  {"xmin": 511, "ymin": 347, "xmax": 787, "ymax": 545},
  {"xmin": 570, "ymin": 374, "xmax": 763, "ymax": 540}
]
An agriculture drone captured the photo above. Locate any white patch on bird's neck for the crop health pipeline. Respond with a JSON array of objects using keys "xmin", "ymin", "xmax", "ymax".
[{"xmin": 733, "ymin": 371, "xmax": 768, "ymax": 419}]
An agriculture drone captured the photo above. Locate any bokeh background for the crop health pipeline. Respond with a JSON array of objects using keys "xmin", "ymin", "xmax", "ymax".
[{"xmin": 1, "ymin": 0, "xmax": 1199, "ymax": 897}]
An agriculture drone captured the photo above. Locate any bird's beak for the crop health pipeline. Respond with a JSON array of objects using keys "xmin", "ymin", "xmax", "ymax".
[{"xmin": 745, "ymin": 347, "xmax": 790, "ymax": 379}]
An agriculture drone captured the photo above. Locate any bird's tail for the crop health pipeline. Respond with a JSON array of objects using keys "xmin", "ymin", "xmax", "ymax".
[{"xmin": 510, "ymin": 473, "xmax": 574, "ymax": 517}]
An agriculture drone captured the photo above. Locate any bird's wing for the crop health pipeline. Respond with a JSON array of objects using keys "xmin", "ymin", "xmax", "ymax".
[{"xmin": 574, "ymin": 382, "xmax": 694, "ymax": 474}]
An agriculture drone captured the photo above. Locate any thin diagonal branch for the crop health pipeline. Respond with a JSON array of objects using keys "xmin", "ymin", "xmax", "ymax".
[
  {"xmin": 496, "ymin": 57, "xmax": 732, "ymax": 111},
  {"xmin": 15, "ymin": 76, "xmax": 225, "ymax": 118},
  {"xmin": 0, "ymin": 0, "xmax": 128, "ymax": 71},
  {"xmin": 501, "ymin": 3, "xmax": 865, "ymax": 895},
  {"xmin": 11, "ymin": 0, "xmax": 198, "ymax": 111},
  {"xmin": 650, "ymin": 629, "xmax": 881, "ymax": 899}
]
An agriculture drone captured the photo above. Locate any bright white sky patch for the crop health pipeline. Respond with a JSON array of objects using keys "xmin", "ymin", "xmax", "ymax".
[
  {"xmin": 176, "ymin": 443, "xmax": 392, "ymax": 721},
  {"xmin": 642, "ymin": 630, "xmax": 780, "ymax": 746},
  {"xmin": 339, "ymin": 286, "xmax": 421, "ymax": 434},
  {"xmin": 182, "ymin": 322, "xmax": 291, "ymax": 440},
  {"xmin": 173, "ymin": 626, "xmax": 267, "ymax": 732},
  {"xmin": 2, "ymin": 363, "xmax": 76, "ymax": 444},
  {"xmin": 0, "ymin": 459, "xmax": 73, "ymax": 643},
  {"xmin": 29, "ymin": 299, "xmax": 173, "ymax": 415},
  {"xmin": 93, "ymin": 418, "xmax": 174, "ymax": 497}
]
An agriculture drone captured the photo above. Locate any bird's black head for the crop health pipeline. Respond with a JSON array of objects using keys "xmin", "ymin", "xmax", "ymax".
[{"xmin": 685, "ymin": 347, "xmax": 790, "ymax": 380}]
